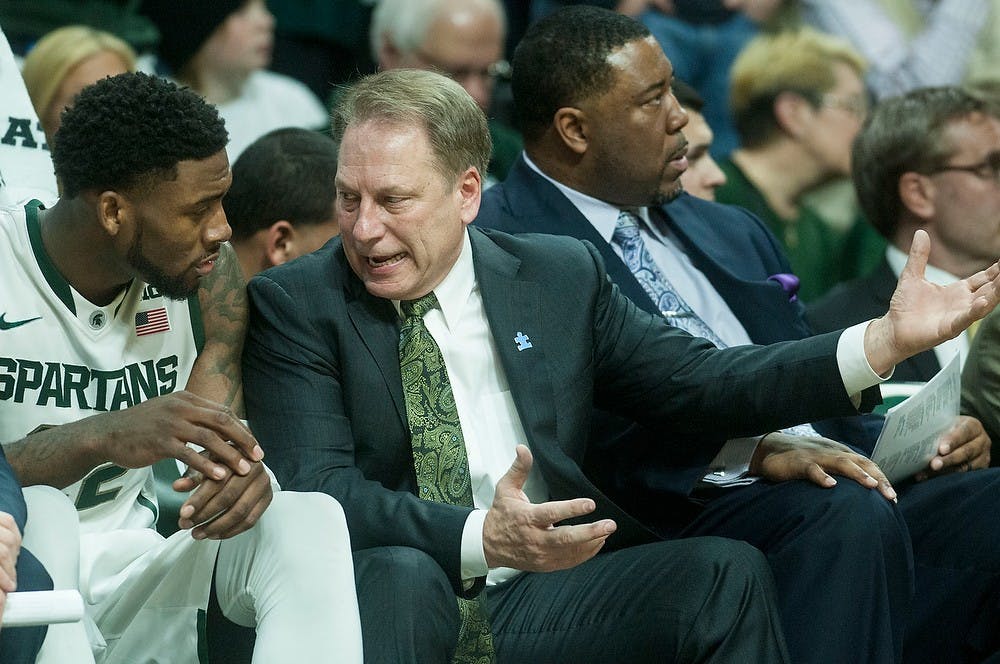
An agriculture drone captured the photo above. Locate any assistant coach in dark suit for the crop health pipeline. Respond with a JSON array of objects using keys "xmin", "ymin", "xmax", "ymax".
[
  {"xmin": 242, "ymin": 65, "xmax": 1000, "ymax": 663},
  {"xmin": 474, "ymin": 9, "xmax": 1000, "ymax": 664}
]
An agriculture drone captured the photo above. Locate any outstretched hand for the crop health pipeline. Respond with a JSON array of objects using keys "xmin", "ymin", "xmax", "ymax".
[
  {"xmin": 752, "ymin": 432, "xmax": 897, "ymax": 502},
  {"xmin": 483, "ymin": 445, "xmax": 616, "ymax": 572},
  {"xmin": 865, "ymin": 230, "xmax": 1000, "ymax": 375}
]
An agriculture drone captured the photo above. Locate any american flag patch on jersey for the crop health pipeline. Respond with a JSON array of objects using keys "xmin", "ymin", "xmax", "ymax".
[{"xmin": 135, "ymin": 307, "xmax": 170, "ymax": 336}]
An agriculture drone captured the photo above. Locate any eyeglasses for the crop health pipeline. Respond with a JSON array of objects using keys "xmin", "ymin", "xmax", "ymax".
[
  {"xmin": 926, "ymin": 151, "xmax": 1000, "ymax": 184},
  {"xmin": 820, "ymin": 93, "xmax": 870, "ymax": 119},
  {"xmin": 413, "ymin": 49, "xmax": 511, "ymax": 83}
]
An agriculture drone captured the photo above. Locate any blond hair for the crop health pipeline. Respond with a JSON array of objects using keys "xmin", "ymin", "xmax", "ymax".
[
  {"xmin": 21, "ymin": 25, "xmax": 137, "ymax": 131},
  {"xmin": 333, "ymin": 68, "xmax": 491, "ymax": 181},
  {"xmin": 730, "ymin": 28, "xmax": 866, "ymax": 147}
]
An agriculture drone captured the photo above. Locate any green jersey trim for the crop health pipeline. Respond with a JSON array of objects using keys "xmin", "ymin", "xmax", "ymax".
[
  {"xmin": 25, "ymin": 200, "xmax": 76, "ymax": 315},
  {"xmin": 187, "ymin": 295, "xmax": 205, "ymax": 354}
]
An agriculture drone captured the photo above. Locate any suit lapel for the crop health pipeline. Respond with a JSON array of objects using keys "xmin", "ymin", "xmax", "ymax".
[
  {"xmin": 659, "ymin": 204, "xmax": 812, "ymax": 342},
  {"xmin": 345, "ymin": 277, "xmax": 407, "ymax": 425},
  {"xmin": 468, "ymin": 230, "xmax": 562, "ymax": 461},
  {"xmin": 500, "ymin": 159, "xmax": 660, "ymax": 316}
]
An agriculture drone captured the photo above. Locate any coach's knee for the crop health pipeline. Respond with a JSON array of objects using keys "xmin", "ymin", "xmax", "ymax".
[{"xmin": 355, "ymin": 547, "xmax": 459, "ymax": 663}]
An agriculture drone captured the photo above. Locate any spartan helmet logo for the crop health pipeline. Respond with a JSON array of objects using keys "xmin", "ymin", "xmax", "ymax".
[{"xmin": 89, "ymin": 310, "xmax": 106, "ymax": 330}]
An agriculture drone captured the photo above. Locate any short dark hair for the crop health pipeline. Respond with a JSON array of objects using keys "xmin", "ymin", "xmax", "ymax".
[
  {"xmin": 53, "ymin": 71, "xmax": 228, "ymax": 198},
  {"xmin": 511, "ymin": 6, "xmax": 650, "ymax": 142},
  {"xmin": 853, "ymin": 86, "xmax": 994, "ymax": 239},
  {"xmin": 225, "ymin": 128, "xmax": 339, "ymax": 241},
  {"xmin": 672, "ymin": 79, "xmax": 704, "ymax": 113}
]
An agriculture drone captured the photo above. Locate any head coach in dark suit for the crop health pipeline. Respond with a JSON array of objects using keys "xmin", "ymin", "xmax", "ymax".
[{"xmin": 242, "ymin": 63, "xmax": 1000, "ymax": 662}]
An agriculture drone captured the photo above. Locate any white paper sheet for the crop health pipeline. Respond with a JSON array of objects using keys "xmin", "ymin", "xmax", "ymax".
[{"xmin": 871, "ymin": 352, "xmax": 960, "ymax": 484}]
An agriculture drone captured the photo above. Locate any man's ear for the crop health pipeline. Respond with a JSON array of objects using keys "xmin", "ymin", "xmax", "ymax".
[
  {"xmin": 458, "ymin": 167, "xmax": 482, "ymax": 225},
  {"xmin": 553, "ymin": 106, "xmax": 589, "ymax": 155},
  {"xmin": 898, "ymin": 171, "xmax": 936, "ymax": 220},
  {"xmin": 96, "ymin": 191, "xmax": 126, "ymax": 237},
  {"xmin": 773, "ymin": 91, "xmax": 811, "ymax": 139},
  {"xmin": 265, "ymin": 220, "xmax": 295, "ymax": 267}
]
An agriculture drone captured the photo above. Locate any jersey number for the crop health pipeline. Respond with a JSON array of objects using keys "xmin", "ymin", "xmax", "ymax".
[{"xmin": 76, "ymin": 464, "xmax": 128, "ymax": 510}]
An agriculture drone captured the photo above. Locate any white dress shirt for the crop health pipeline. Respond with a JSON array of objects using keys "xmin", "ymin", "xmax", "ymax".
[{"xmin": 418, "ymin": 214, "xmax": 886, "ymax": 585}]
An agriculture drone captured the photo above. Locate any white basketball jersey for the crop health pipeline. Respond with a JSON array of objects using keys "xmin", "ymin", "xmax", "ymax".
[{"xmin": 0, "ymin": 200, "xmax": 201, "ymax": 534}]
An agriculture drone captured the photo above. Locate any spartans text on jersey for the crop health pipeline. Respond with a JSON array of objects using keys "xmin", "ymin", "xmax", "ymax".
[{"xmin": 0, "ymin": 356, "xmax": 179, "ymax": 411}]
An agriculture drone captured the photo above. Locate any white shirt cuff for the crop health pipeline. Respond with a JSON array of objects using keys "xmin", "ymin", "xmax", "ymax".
[
  {"xmin": 837, "ymin": 320, "xmax": 894, "ymax": 405},
  {"xmin": 460, "ymin": 508, "xmax": 489, "ymax": 582}
]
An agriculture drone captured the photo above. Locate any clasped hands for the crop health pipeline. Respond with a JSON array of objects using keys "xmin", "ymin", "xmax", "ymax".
[{"xmin": 100, "ymin": 390, "xmax": 271, "ymax": 540}]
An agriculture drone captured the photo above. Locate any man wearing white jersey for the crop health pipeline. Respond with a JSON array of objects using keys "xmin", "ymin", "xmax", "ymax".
[{"xmin": 0, "ymin": 72, "xmax": 362, "ymax": 663}]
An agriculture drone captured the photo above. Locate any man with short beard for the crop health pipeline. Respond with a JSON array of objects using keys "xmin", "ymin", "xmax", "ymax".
[
  {"xmin": 475, "ymin": 7, "xmax": 1000, "ymax": 663},
  {"xmin": 0, "ymin": 72, "xmax": 362, "ymax": 663}
]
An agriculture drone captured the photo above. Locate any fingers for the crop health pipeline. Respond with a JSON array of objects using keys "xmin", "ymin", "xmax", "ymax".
[
  {"xmin": 901, "ymin": 229, "xmax": 930, "ymax": 282},
  {"xmin": 496, "ymin": 444, "xmax": 533, "ymax": 494},
  {"xmin": 928, "ymin": 416, "xmax": 990, "ymax": 474},
  {"xmin": 180, "ymin": 464, "xmax": 272, "ymax": 539},
  {"xmin": 0, "ymin": 514, "xmax": 19, "ymax": 593},
  {"xmin": 829, "ymin": 455, "xmax": 897, "ymax": 502},
  {"xmin": 530, "ymin": 497, "xmax": 598, "ymax": 526},
  {"xmin": 761, "ymin": 448, "xmax": 897, "ymax": 502}
]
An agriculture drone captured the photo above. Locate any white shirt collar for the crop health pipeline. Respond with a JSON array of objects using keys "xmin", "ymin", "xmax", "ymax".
[
  {"xmin": 885, "ymin": 244, "xmax": 959, "ymax": 286},
  {"xmin": 393, "ymin": 229, "xmax": 475, "ymax": 331}
]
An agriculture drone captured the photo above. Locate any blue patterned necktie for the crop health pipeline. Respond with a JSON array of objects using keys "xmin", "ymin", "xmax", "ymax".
[
  {"xmin": 612, "ymin": 210, "xmax": 726, "ymax": 347},
  {"xmin": 614, "ymin": 211, "xmax": 818, "ymax": 438},
  {"xmin": 398, "ymin": 292, "xmax": 495, "ymax": 664}
]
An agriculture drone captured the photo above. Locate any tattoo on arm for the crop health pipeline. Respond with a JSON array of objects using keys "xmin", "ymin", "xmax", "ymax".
[{"xmin": 187, "ymin": 242, "xmax": 248, "ymax": 416}]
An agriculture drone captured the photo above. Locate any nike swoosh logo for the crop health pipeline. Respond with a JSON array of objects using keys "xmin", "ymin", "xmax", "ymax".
[{"xmin": 0, "ymin": 313, "xmax": 41, "ymax": 330}]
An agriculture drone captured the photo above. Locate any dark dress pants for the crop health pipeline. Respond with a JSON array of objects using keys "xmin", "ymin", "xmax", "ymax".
[
  {"xmin": 896, "ymin": 468, "xmax": 1000, "ymax": 663},
  {"xmin": 0, "ymin": 547, "xmax": 51, "ymax": 663},
  {"xmin": 355, "ymin": 538, "xmax": 788, "ymax": 664},
  {"xmin": 674, "ymin": 479, "xmax": 913, "ymax": 664}
]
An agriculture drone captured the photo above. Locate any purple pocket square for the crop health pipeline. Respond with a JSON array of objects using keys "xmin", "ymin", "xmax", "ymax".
[{"xmin": 768, "ymin": 273, "xmax": 800, "ymax": 302}]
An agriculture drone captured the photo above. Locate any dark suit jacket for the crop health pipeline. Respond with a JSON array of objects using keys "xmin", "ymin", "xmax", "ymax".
[
  {"xmin": 243, "ymin": 226, "xmax": 875, "ymax": 592},
  {"xmin": 477, "ymin": 157, "xmax": 812, "ymax": 341},
  {"xmin": 475, "ymin": 157, "xmax": 882, "ymax": 500},
  {"xmin": 808, "ymin": 258, "xmax": 940, "ymax": 382}
]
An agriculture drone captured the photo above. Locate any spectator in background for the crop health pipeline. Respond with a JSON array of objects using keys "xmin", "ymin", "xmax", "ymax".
[
  {"xmin": 963, "ymin": 305, "xmax": 1000, "ymax": 461},
  {"xmin": 716, "ymin": 28, "xmax": 885, "ymax": 302},
  {"xmin": 811, "ymin": 86, "xmax": 1000, "ymax": 382},
  {"xmin": 672, "ymin": 79, "xmax": 726, "ymax": 201},
  {"xmin": 226, "ymin": 128, "xmax": 341, "ymax": 280},
  {"xmin": 0, "ymin": 26, "xmax": 57, "ymax": 206},
  {"xmin": 268, "ymin": 0, "xmax": 375, "ymax": 100},
  {"xmin": 20, "ymin": 25, "xmax": 136, "ymax": 148},
  {"xmin": 798, "ymin": 0, "xmax": 988, "ymax": 99},
  {"xmin": 140, "ymin": 0, "xmax": 329, "ymax": 160},
  {"xmin": 369, "ymin": 0, "xmax": 522, "ymax": 185},
  {"xmin": 637, "ymin": 0, "xmax": 786, "ymax": 158}
]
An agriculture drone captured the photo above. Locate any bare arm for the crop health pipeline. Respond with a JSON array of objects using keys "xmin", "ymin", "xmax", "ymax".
[
  {"xmin": 186, "ymin": 242, "xmax": 247, "ymax": 415},
  {"xmin": 3, "ymin": 244, "xmax": 258, "ymax": 489}
]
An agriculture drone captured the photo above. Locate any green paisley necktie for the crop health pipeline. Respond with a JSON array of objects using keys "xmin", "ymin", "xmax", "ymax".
[{"xmin": 399, "ymin": 292, "xmax": 495, "ymax": 664}]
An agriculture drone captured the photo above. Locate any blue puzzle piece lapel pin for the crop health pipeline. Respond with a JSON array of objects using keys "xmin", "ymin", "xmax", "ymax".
[{"xmin": 514, "ymin": 331, "xmax": 533, "ymax": 351}]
